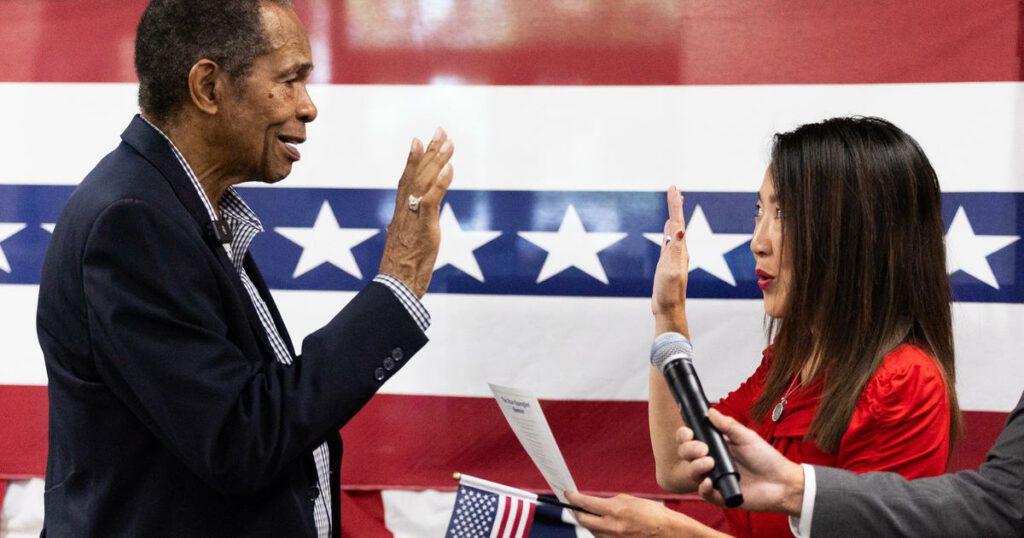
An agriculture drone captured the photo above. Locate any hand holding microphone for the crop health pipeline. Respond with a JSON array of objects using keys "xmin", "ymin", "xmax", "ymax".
[{"xmin": 651, "ymin": 332, "xmax": 744, "ymax": 507}]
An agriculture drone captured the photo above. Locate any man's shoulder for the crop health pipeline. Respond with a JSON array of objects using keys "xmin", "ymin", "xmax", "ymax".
[
  {"xmin": 45, "ymin": 139, "xmax": 201, "ymax": 271},
  {"xmin": 62, "ymin": 141, "xmax": 185, "ymax": 230}
]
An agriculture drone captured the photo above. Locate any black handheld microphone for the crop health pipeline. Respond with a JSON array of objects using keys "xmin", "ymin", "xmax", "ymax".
[{"xmin": 651, "ymin": 332, "xmax": 743, "ymax": 508}]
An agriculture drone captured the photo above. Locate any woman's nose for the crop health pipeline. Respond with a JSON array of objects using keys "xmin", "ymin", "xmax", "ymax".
[{"xmin": 750, "ymin": 219, "xmax": 770, "ymax": 257}]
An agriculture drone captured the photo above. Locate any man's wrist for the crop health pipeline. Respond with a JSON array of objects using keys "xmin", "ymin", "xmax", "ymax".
[
  {"xmin": 373, "ymin": 274, "xmax": 431, "ymax": 332},
  {"xmin": 783, "ymin": 462, "xmax": 805, "ymax": 517}
]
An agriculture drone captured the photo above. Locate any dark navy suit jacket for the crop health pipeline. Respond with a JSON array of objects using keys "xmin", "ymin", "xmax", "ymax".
[{"xmin": 36, "ymin": 115, "xmax": 427, "ymax": 537}]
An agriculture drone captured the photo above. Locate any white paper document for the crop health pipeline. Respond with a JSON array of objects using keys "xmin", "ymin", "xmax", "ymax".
[{"xmin": 488, "ymin": 383, "xmax": 579, "ymax": 503}]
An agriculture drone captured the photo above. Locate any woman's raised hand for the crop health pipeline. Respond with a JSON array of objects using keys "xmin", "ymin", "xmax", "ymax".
[{"xmin": 652, "ymin": 186, "xmax": 690, "ymax": 336}]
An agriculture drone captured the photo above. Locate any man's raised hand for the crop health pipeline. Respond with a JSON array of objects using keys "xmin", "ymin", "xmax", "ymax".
[{"xmin": 379, "ymin": 128, "xmax": 454, "ymax": 297}]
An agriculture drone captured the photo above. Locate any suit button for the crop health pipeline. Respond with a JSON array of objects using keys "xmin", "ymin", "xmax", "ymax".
[
  {"xmin": 391, "ymin": 347, "xmax": 404, "ymax": 362},
  {"xmin": 374, "ymin": 367, "xmax": 386, "ymax": 381},
  {"xmin": 309, "ymin": 485, "xmax": 320, "ymax": 501},
  {"xmin": 383, "ymin": 357, "xmax": 395, "ymax": 371}
]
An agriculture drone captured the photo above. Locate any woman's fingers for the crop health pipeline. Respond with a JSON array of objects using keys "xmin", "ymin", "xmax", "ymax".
[
  {"xmin": 678, "ymin": 439, "xmax": 709, "ymax": 461},
  {"xmin": 661, "ymin": 187, "xmax": 687, "ymax": 256},
  {"xmin": 667, "ymin": 186, "xmax": 685, "ymax": 227}
]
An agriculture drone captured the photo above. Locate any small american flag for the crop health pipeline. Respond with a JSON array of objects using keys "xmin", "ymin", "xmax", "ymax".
[{"xmin": 446, "ymin": 475, "xmax": 537, "ymax": 538}]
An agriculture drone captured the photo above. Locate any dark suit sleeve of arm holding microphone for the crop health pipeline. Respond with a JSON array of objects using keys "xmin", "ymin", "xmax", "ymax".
[
  {"xmin": 692, "ymin": 392, "xmax": 1024, "ymax": 537},
  {"xmin": 810, "ymin": 388, "xmax": 1024, "ymax": 537}
]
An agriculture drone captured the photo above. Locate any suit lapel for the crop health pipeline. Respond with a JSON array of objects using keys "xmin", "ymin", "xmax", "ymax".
[{"xmin": 119, "ymin": 115, "xmax": 282, "ymax": 364}]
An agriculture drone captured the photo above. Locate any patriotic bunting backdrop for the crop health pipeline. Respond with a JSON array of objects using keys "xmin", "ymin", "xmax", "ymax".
[{"xmin": 1, "ymin": 1, "xmax": 1022, "ymax": 536}]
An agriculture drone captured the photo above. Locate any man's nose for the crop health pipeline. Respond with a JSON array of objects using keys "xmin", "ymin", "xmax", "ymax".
[{"xmin": 297, "ymin": 84, "xmax": 317, "ymax": 123}]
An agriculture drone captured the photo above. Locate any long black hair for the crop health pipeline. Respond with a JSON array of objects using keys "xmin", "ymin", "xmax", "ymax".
[{"xmin": 750, "ymin": 116, "xmax": 961, "ymax": 454}]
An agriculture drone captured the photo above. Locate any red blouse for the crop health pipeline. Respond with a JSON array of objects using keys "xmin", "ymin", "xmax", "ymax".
[{"xmin": 710, "ymin": 344, "xmax": 951, "ymax": 537}]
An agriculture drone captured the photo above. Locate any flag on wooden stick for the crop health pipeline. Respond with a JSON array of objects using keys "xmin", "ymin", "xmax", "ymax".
[{"xmin": 446, "ymin": 473, "xmax": 538, "ymax": 538}]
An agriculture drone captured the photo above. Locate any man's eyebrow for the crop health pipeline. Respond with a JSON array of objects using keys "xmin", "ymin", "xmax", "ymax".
[{"xmin": 279, "ymin": 62, "xmax": 314, "ymax": 77}]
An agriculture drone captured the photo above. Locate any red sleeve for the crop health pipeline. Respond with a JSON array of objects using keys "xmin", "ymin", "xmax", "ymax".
[
  {"xmin": 711, "ymin": 346, "xmax": 773, "ymax": 427},
  {"xmin": 835, "ymin": 345, "xmax": 951, "ymax": 478}
]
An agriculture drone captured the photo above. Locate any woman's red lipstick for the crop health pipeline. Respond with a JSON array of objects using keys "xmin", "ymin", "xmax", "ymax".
[{"xmin": 756, "ymin": 269, "xmax": 775, "ymax": 290}]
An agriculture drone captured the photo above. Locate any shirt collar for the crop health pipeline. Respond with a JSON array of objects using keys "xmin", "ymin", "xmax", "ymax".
[{"xmin": 138, "ymin": 116, "xmax": 264, "ymax": 268}]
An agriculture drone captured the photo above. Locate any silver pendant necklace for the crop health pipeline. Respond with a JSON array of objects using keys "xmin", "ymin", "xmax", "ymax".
[{"xmin": 772, "ymin": 375, "xmax": 802, "ymax": 422}]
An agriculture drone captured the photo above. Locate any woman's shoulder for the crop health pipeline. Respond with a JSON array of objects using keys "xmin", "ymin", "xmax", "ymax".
[
  {"xmin": 872, "ymin": 343, "xmax": 945, "ymax": 383},
  {"xmin": 859, "ymin": 343, "xmax": 948, "ymax": 418},
  {"xmin": 838, "ymin": 343, "xmax": 953, "ymax": 475}
]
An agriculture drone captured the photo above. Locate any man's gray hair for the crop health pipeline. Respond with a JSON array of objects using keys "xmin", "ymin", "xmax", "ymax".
[{"xmin": 134, "ymin": 0, "xmax": 293, "ymax": 125}]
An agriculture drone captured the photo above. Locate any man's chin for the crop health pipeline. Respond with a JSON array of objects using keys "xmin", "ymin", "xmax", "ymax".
[{"xmin": 262, "ymin": 163, "xmax": 294, "ymax": 184}]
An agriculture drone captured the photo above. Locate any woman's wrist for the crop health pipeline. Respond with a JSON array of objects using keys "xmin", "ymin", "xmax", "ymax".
[
  {"xmin": 654, "ymin": 309, "xmax": 689, "ymax": 338},
  {"xmin": 665, "ymin": 506, "xmax": 728, "ymax": 537}
]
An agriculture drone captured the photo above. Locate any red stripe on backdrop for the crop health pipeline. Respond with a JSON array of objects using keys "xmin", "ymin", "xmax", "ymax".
[
  {"xmin": 342, "ymin": 394, "xmax": 1009, "ymax": 495},
  {"xmin": 340, "ymin": 394, "xmax": 662, "ymax": 495},
  {"xmin": 0, "ymin": 387, "xmax": 1011, "ymax": 493},
  {"xmin": 0, "ymin": 0, "xmax": 1018, "ymax": 85},
  {"xmin": 0, "ymin": 386, "xmax": 47, "ymax": 479}
]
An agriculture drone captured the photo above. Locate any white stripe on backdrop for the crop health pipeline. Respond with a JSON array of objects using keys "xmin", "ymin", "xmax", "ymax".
[
  {"xmin": 0, "ymin": 82, "xmax": 1021, "ymax": 191},
  {"xmin": 2, "ymin": 287, "xmax": 1022, "ymax": 411}
]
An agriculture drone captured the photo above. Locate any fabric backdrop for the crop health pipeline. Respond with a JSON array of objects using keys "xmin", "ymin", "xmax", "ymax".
[{"xmin": 0, "ymin": 1, "xmax": 1021, "ymax": 536}]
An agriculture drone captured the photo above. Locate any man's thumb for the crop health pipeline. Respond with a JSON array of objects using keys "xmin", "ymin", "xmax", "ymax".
[{"xmin": 708, "ymin": 408, "xmax": 748, "ymax": 444}]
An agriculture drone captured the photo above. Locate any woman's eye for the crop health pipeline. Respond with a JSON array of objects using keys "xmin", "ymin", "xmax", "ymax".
[
  {"xmin": 755, "ymin": 204, "xmax": 764, "ymax": 217},
  {"xmin": 775, "ymin": 208, "xmax": 784, "ymax": 219}
]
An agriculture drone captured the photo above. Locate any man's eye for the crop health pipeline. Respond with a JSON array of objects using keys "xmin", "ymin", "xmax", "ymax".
[{"xmin": 755, "ymin": 204, "xmax": 764, "ymax": 217}]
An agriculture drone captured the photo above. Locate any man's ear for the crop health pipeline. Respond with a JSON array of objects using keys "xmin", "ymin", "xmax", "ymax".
[{"xmin": 187, "ymin": 59, "xmax": 223, "ymax": 115}]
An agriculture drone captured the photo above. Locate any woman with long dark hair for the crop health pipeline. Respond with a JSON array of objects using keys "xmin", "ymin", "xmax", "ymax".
[{"xmin": 568, "ymin": 116, "xmax": 960, "ymax": 537}]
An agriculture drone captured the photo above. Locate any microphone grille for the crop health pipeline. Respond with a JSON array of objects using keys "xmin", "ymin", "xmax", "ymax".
[{"xmin": 650, "ymin": 332, "xmax": 694, "ymax": 372}]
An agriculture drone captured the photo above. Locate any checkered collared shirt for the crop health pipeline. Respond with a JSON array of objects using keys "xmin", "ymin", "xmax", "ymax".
[{"xmin": 141, "ymin": 117, "xmax": 429, "ymax": 537}]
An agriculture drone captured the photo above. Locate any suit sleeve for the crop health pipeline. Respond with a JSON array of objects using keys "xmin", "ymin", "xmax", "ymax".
[
  {"xmin": 82, "ymin": 199, "xmax": 427, "ymax": 495},
  {"xmin": 811, "ymin": 390, "xmax": 1024, "ymax": 537}
]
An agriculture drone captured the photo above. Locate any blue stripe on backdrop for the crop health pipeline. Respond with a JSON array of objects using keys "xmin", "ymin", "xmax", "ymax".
[{"xmin": 0, "ymin": 185, "xmax": 1020, "ymax": 302}]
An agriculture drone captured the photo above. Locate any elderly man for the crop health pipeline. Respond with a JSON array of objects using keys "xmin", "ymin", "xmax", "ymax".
[{"xmin": 36, "ymin": 0, "xmax": 451, "ymax": 536}]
